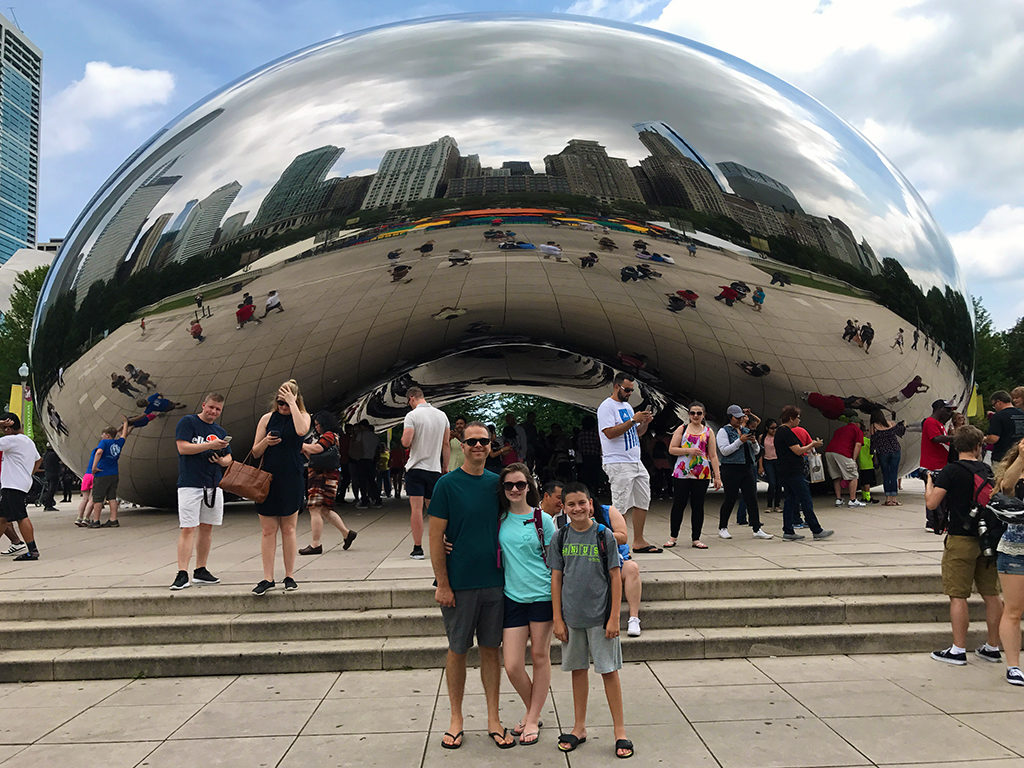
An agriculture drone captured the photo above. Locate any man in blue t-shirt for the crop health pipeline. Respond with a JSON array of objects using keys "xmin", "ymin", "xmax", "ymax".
[
  {"xmin": 170, "ymin": 393, "xmax": 232, "ymax": 591},
  {"xmin": 428, "ymin": 421, "xmax": 514, "ymax": 750},
  {"xmin": 86, "ymin": 417, "xmax": 129, "ymax": 528}
]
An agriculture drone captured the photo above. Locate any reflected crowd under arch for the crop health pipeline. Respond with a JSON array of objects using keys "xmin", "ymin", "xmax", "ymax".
[{"xmin": 31, "ymin": 14, "xmax": 973, "ymax": 506}]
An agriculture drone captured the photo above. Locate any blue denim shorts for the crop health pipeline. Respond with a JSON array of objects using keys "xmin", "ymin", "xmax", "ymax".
[{"xmin": 997, "ymin": 552, "xmax": 1024, "ymax": 575}]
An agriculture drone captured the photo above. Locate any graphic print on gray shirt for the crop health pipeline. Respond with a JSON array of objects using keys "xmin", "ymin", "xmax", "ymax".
[{"xmin": 548, "ymin": 522, "xmax": 618, "ymax": 628}]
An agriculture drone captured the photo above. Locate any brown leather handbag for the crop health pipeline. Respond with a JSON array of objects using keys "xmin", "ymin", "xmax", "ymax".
[{"xmin": 219, "ymin": 452, "xmax": 271, "ymax": 503}]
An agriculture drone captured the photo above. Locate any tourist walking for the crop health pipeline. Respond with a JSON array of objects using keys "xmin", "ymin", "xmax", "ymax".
[
  {"xmin": 170, "ymin": 393, "xmax": 232, "ymax": 590},
  {"xmin": 870, "ymin": 410, "xmax": 905, "ymax": 505},
  {"xmin": 773, "ymin": 406, "xmax": 833, "ymax": 541},
  {"xmin": 0, "ymin": 414, "xmax": 41, "ymax": 561},
  {"xmin": 665, "ymin": 402, "xmax": 719, "ymax": 549},
  {"xmin": 250, "ymin": 380, "xmax": 310, "ymax": 595},
  {"xmin": 994, "ymin": 437, "xmax": 1024, "ymax": 685},
  {"xmin": 717, "ymin": 405, "xmax": 772, "ymax": 539},
  {"xmin": 497, "ymin": 463, "xmax": 555, "ymax": 746},
  {"xmin": 299, "ymin": 411, "xmax": 356, "ymax": 555},
  {"xmin": 402, "ymin": 387, "xmax": 450, "ymax": 560}
]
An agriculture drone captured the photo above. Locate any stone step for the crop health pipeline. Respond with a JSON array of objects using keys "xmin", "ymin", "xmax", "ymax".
[
  {"xmin": 0, "ymin": 567, "xmax": 941, "ymax": 620},
  {"xmin": 0, "ymin": 621, "xmax": 1003, "ymax": 682},
  {"xmin": 0, "ymin": 593, "xmax": 982, "ymax": 651}
]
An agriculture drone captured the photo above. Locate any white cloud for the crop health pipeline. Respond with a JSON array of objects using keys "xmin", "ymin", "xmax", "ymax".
[
  {"xmin": 43, "ymin": 61, "xmax": 175, "ymax": 157},
  {"xmin": 949, "ymin": 205, "xmax": 1024, "ymax": 282}
]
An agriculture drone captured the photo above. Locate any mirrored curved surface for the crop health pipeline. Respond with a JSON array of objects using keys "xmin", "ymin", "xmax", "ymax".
[{"xmin": 32, "ymin": 14, "xmax": 973, "ymax": 506}]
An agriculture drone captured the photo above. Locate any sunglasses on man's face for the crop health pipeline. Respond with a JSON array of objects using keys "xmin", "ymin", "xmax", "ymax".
[
  {"xmin": 503, "ymin": 481, "xmax": 529, "ymax": 491},
  {"xmin": 462, "ymin": 437, "xmax": 489, "ymax": 447},
  {"xmin": 619, "ymin": 386, "xmax": 634, "ymax": 393}
]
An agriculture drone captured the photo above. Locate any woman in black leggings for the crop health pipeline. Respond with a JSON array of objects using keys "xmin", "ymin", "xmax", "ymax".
[{"xmin": 664, "ymin": 402, "xmax": 720, "ymax": 549}]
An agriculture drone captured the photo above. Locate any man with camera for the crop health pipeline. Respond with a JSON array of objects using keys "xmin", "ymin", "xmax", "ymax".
[{"xmin": 925, "ymin": 425, "xmax": 1004, "ymax": 665}]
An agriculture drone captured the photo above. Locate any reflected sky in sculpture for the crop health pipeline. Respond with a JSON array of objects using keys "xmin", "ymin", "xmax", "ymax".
[{"xmin": 32, "ymin": 14, "xmax": 973, "ymax": 505}]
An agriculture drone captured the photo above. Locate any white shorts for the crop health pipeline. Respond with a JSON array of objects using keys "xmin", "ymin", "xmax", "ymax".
[
  {"xmin": 824, "ymin": 452, "xmax": 859, "ymax": 482},
  {"xmin": 603, "ymin": 462, "xmax": 651, "ymax": 512},
  {"xmin": 177, "ymin": 487, "xmax": 224, "ymax": 528}
]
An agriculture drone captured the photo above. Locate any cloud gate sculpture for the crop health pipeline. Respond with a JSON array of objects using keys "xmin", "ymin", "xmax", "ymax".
[{"xmin": 32, "ymin": 14, "xmax": 973, "ymax": 506}]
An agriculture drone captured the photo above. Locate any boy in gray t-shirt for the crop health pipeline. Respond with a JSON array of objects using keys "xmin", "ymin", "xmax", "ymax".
[{"xmin": 550, "ymin": 482, "xmax": 633, "ymax": 759}]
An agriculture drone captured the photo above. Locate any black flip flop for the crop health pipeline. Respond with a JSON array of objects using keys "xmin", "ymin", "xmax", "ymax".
[
  {"xmin": 615, "ymin": 738, "xmax": 634, "ymax": 759},
  {"xmin": 511, "ymin": 719, "xmax": 543, "ymax": 737},
  {"xmin": 558, "ymin": 733, "xmax": 587, "ymax": 752},
  {"xmin": 632, "ymin": 545, "xmax": 663, "ymax": 553},
  {"xmin": 440, "ymin": 730, "xmax": 463, "ymax": 750},
  {"xmin": 520, "ymin": 731, "xmax": 540, "ymax": 746},
  {"xmin": 488, "ymin": 729, "xmax": 516, "ymax": 749}
]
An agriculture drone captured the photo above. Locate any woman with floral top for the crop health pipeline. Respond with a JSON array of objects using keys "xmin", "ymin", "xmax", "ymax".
[{"xmin": 665, "ymin": 402, "xmax": 721, "ymax": 549}]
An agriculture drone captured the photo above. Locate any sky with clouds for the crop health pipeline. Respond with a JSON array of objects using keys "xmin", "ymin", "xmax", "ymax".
[{"xmin": 12, "ymin": 0, "xmax": 1024, "ymax": 328}]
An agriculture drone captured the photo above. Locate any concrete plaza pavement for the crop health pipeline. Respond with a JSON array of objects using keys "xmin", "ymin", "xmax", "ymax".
[{"xmin": 1, "ymin": 488, "xmax": 1022, "ymax": 766}]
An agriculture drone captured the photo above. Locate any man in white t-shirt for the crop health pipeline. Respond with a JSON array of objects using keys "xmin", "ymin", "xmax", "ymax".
[
  {"xmin": 597, "ymin": 374, "xmax": 657, "ymax": 552},
  {"xmin": 0, "ymin": 413, "xmax": 43, "ymax": 561},
  {"xmin": 402, "ymin": 387, "xmax": 451, "ymax": 560}
]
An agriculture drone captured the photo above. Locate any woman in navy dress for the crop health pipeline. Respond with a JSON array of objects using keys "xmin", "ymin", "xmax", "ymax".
[{"xmin": 250, "ymin": 379, "xmax": 310, "ymax": 595}]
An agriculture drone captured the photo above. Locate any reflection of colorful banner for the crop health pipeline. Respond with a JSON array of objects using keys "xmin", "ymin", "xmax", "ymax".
[
  {"xmin": 24, "ymin": 400, "xmax": 33, "ymax": 438},
  {"xmin": 8, "ymin": 385, "xmax": 22, "ymax": 421}
]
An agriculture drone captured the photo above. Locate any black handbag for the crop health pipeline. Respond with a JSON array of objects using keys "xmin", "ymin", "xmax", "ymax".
[{"xmin": 308, "ymin": 443, "xmax": 340, "ymax": 472}]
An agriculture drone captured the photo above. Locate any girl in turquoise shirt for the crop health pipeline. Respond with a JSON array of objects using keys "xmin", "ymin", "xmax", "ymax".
[{"xmin": 497, "ymin": 462, "xmax": 555, "ymax": 746}]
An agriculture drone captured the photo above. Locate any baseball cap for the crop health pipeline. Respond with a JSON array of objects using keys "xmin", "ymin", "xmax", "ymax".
[
  {"xmin": 726, "ymin": 404, "xmax": 744, "ymax": 419},
  {"xmin": 931, "ymin": 399, "xmax": 955, "ymax": 410}
]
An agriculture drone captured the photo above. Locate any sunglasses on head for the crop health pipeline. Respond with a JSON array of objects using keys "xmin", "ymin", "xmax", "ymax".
[
  {"xmin": 462, "ymin": 437, "xmax": 489, "ymax": 446},
  {"xmin": 503, "ymin": 480, "xmax": 529, "ymax": 491}
]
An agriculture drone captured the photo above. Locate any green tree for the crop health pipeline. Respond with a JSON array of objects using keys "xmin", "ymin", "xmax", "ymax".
[
  {"xmin": 0, "ymin": 264, "xmax": 50, "ymax": 447},
  {"xmin": 440, "ymin": 394, "xmax": 588, "ymax": 433},
  {"xmin": 972, "ymin": 295, "xmax": 1008, "ymax": 399}
]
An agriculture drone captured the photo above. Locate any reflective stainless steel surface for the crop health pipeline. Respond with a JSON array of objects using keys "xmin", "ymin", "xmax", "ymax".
[{"xmin": 32, "ymin": 14, "xmax": 972, "ymax": 505}]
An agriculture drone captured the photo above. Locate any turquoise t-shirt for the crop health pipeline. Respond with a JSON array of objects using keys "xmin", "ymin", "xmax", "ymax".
[
  {"xmin": 428, "ymin": 468, "xmax": 503, "ymax": 591},
  {"xmin": 499, "ymin": 509, "xmax": 556, "ymax": 603}
]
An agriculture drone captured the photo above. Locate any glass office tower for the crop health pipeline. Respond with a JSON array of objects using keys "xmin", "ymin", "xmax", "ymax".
[{"xmin": 0, "ymin": 12, "xmax": 41, "ymax": 264}]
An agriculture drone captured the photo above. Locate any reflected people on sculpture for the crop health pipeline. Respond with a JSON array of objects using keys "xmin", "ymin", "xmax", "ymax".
[{"xmin": 30, "ymin": 14, "xmax": 974, "ymax": 505}]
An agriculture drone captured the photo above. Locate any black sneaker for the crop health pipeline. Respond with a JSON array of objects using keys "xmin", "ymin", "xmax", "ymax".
[
  {"xmin": 100, "ymin": 519, "xmax": 120, "ymax": 528},
  {"xmin": 13, "ymin": 551, "xmax": 38, "ymax": 561},
  {"xmin": 410, "ymin": 545, "xmax": 425, "ymax": 560},
  {"xmin": 1007, "ymin": 667, "xmax": 1024, "ymax": 686},
  {"xmin": 975, "ymin": 645, "xmax": 1002, "ymax": 663},
  {"xmin": 192, "ymin": 567, "xmax": 220, "ymax": 585},
  {"xmin": 252, "ymin": 580, "xmax": 275, "ymax": 596},
  {"xmin": 283, "ymin": 577, "xmax": 298, "ymax": 591},
  {"xmin": 931, "ymin": 647, "xmax": 967, "ymax": 665},
  {"xmin": 87, "ymin": 520, "xmax": 101, "ymax": 529},
  {"xmin": 170, "ymin": 570, "xmax": 191, "ymax": 590}
]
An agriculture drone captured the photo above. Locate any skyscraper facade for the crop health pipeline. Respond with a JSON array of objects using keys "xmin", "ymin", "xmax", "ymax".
[
  {"xmin": 717, "ymin": 161, "xmax": 804, "ymax": 214},
  {"xmin": 252, "ymin": 145, "xmax": 344, "ymax": 227},
  {"xmin": 168, "ymin": 180, "xmax": 241, "ymax": 264},
  {"xmin": 543, "ymin": 139, "xmax": 642, "ymax": 204},
  {"xmin": 0, "ymin": 13, "xmax": 42, "ymax": 265},
  {"xmin": 361, "ymin": 136, "xmax": 460, "ymax": 210}
]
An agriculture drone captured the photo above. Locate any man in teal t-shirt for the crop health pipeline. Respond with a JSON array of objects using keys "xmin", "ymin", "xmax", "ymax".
[{"xmin": 429, "ymin": 422, "xmax": 514, "ymax": 750}]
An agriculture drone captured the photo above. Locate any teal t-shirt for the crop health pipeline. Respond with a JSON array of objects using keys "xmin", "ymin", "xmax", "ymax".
[
  {"xmin": 428, "ymin": 468, "xmax": 503, "ymax": 591},
  {"xmin": 499, "ymin": 509, "xmax": 556, "ymax": 603}
]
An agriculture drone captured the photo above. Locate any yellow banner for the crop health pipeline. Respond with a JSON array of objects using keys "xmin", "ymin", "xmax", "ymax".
[{"xmin": 8, "ymin": 385, "xmax": 22, "ymax": 420}]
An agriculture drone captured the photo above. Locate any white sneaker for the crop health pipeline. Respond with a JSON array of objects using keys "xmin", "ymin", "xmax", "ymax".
[
  {"xmin": 752, "ymin": 529, "xmax": 774, "ymax": 539},
  {"xmin": 834, "ymin": 499, "xmax": 844, "ymax": 507},
  {"xmin": 718, "ymin": 528, "xmax": 732, "ymax": 539},
  {"xmin": 1, "ymin": 543, "xmax": 27, "ymax": 555},
  {"xmin": 627, "ymin": 617, "xmax": 642, "ymax": 637},
  {"xmin": 848, "ymin": 500, "xmax": 866, "ymax": 507}
]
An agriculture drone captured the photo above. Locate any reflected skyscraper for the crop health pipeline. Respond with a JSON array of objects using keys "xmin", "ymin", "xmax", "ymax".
[
  {"xmin": 253, "ymin": 146, "xmax": 344, "ymax": 227},
  {"xmin": 168, "ymin": 181, "xmax": 241, "ymax": 264},
  {"xmin": 361, "ymin": 136, "xmax": 459, "ymax": 210},
  {"xmin": 71, "ymin": 175, "xmax": 180, "ymax": 305},
  {"xmin": 717, "ymin": 161, "xmax": 804, "ymax": 214},
  {"xmin": 544, "ymin": 139, "xmax": 642, "ymax": 204},
  {"xmin": 635, "ymin": 123, "xmax": 726, "ymax": 215},
  {"xmin": 0, "ymin": 12, "xmax": 41, "ymax": 264},
  {"xmin": 128, "ymin": 212, "xmax": 173, "ymax": 276}
]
